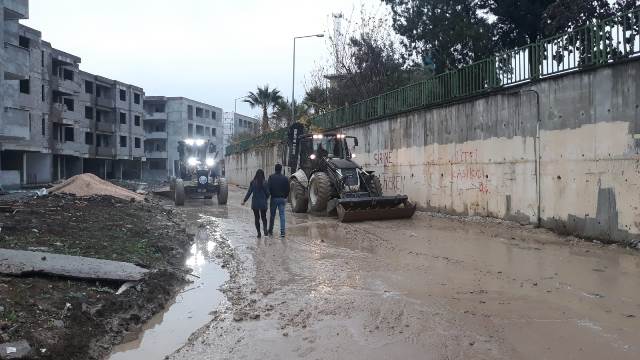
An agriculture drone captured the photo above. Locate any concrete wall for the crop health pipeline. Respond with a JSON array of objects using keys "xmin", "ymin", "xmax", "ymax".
[{"xmin": 225, "ymin": 60, "xmax": 640, "ymax": 244}]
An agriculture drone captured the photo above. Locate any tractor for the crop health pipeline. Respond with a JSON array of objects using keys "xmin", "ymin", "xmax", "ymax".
[
  {"xmin": 285, "ymin": 123, "xmax": 416, "ymax": 222},
  {"xmin": 170, "ymin": 138, "xmax": 228, "ymax": 206}
]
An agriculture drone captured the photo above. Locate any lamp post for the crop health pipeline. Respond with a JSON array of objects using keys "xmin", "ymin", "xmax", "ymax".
[
  {"xmin": 291, "ymin": 33, "xmax": 324, "ymax": 124},
  {"xmin": 234, "ymin": 95, "xmax": 246, "ymax": 114}
]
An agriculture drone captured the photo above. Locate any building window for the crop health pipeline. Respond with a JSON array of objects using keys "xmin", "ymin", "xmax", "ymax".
[
  {"xmin": 41, "ymin": 116, "xmax": 45, "ymax": 136},
  {"xmin": 119, "ymin": 112, "xmax": 126, "ymax": 124},
  {"xmin": 134, "ymin": 137, "xmax": 141, "ymax": 148},
  {"xmin": 96, "ymin": 86, "xmax": 102, "ymax": 98},
  {"xmin": 188, "ymin": 123, "xmax": 193, "ymax": 137},
  {"xmin": 41, "ymin": 84, "xmax": 45, "ymax": 102},
  {"xmin": 204, "ymin": 109, "xmax": 210, "ymax": 118},
  {"xmin": 196, "ymin": 125, "xmax": 204, "ymax": 136},
  {"xmin": 85, "ymin": 80, "xmax": 94, "ymax": 94},
  {"xmin": 212, "ymin": 128, "xmax": 216, "ymax": 137},
  {"xmin": 64, "ymin": 127, "xmax": 74, "ymax": 142},
  {"xmin": 96, "ymin": 110, "xmax": 102, "ymax": 122},
  {"xmin": 85, "ymin": 132, "xmax": 93, "ymax": 145},
  {"xmin": 212, "ymin": 111, "xmax": 216, "ymax": 120},
  {"xmin": 149, "ymin": 159, "xmax": 167, "ymax": 170},
  {"xmin": 19, "ymin": 78, "xmax": 30, "ymax": 94},
  {"xmin": 41, "ymin": 50, "xmax": 45, "ymax": 68},
  {"xmin": 119, "ymin": 89, "xmax": 126, "ymax": 101},
  {"xmin": 63, "ymin": 98, "xmax": 74, "ymax": 112},
  {"xmin": 85, "ymin": 106, "xmax": 94, "ymax": 120},
  {"xmin": 134, "ymin": 93, "xmax": 140, "ymax": 104},
  {"xmin": 134, "ymin": 115, "xmax": 140, "ymax": 126},
  {"xmin": 187, "ymin": 105, "xmax": 193, "ymax": 120},
  {"xmin": 196, "ymin": 107, "xmax": 203, "ymax": 117},
  {"xmin": 18, "ymin": 35, "xmax": 30, "ymax": 48},
  {"xmin": 120, "ymin": 135, "xmax": 127, "ymax": 147},
  {"xmin": 63, "ymin": 68, "xmax": 74, "ymax": 81}
]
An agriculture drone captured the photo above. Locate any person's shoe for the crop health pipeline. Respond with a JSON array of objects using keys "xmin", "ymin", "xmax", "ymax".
[
  {"xmin": 280, "ymin": 233, "xmax": 285, "ymax": 238},
  {"xmin": 257, "ymin": 232, "xmax": 261, "ymax": 238},
  {"xmin": 267, "ymin": 231, "xmax": 273, "ymax": 236}
]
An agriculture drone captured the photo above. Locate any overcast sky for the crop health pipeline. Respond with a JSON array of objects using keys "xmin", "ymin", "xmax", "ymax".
[{"xmin": 23, "ymin": 0, "xmax": 386, "ymax": 117}]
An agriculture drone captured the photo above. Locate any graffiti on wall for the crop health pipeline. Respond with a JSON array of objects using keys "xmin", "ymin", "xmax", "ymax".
[
  {"xmin": 450, "ymin": 148, "xmax": 489, "ymax": 194},
  {"xmin": 374, "ymin": 152, "xmax": 394, "ymax": 167},
  {"xmin": 383, "ymin": 175, "xmax": 406, "ymax": 193}
]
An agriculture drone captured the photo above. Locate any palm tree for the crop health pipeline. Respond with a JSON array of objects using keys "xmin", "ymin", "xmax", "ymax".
[{"xmin": 243, "ymin": 85, "xmax": 284, "ymax": 133}]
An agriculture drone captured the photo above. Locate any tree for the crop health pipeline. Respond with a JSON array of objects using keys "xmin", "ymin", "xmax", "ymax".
[
  {"xmin": 303, "ymin": 86, "xmax": 330, "ymax": 114},
  {"xmin": 270, "ymin": 99, "xmax": 311, "ymax": 129},
  {"xmin": 383, "ymin": 0, "xmax": 495, "ymax": 73},
  {"xmin": 243, "ymin": 85, "xmax": 284, "ymax": 133}
]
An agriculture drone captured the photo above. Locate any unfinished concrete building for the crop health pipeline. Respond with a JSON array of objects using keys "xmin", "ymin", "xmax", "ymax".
[
  {"xmin": 143, "ymin": 97, "xmax": 223, "ymax": 179},
  {"xmin": 222, "ymin": 111, "xmax": 258, "ymax": 151},
  {"xmin": 0, "ymin": 0, "xmax": 145, "ymax": 187}
]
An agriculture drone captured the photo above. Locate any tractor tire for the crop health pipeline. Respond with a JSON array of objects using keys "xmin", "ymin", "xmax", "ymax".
[
  {"xmin": 174, "ymin": 179, "xmax": 185, "ymax": 206},
  {"xmin": 290, "ymin": 179, "xmax": 308, "ymax": 213},
  {"xmin": 309, "ymin": 172, "xmax": 331, "ymax": 212},
  {"xmin": 169, "ymin": 176, "xmax": 176, "ymax": 191},
  {"xmin": 370, "ymin": 175, "xmax": 383, "ymax": 196},
  {"xmin": 217, "ymin": 178, "xmax": 228, "ymax": 205}
]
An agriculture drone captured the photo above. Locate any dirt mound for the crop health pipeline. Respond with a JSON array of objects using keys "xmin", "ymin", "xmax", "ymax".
[{"xmin": 49, "ymin": 173, "xmax": 144, "ymax": 201}]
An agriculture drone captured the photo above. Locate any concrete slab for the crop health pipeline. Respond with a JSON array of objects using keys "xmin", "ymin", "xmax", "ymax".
[
  {"xmin": 0, "ymin": 248, "xmax": 148, "ymax": 281},
  {"xmin": 0, "ymin": 340, "xmax": 32, "ymax": 359}
]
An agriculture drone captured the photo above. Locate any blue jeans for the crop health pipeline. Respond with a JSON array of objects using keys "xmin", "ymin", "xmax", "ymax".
[{"xmin": 269, "ymin": 197, "xmax": 286, "ymax": 235}]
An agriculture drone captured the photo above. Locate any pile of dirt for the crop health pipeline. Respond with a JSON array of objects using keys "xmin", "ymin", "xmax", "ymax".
[
  {"xmin": 49, "ymin": 173, "xmax": 144, "ymax": 201},
  {"xmin": 0, "ymin": 194, "xmax": 192, "ymax": 359}
]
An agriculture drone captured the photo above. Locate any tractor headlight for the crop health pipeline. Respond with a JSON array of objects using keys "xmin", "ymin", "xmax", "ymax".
[
  {"xmin": 309, "ymin": 154, "xmax": 316, "ymax": 160},
  {"xmin": 205, "ymin": 158, "xmax": 215, "ymax": 167},
  {"xmin": 187, "ymin": 157, "xmax": 199, "ymax": 166},
  {"xmin": 185, "ymin": 139, "xmax": 195, "ymax": 146},
  {"xmin": 351, "ymin": 153, "xmax": 357, "ymax": 158},
  {"xmin": 195, "ymin": 139, "xmax": 205, "ymax": 146}
]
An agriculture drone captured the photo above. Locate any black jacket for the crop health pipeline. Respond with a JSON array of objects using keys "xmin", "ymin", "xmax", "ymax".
[{"xmin": 268, "ymin": 173, "xmax": 290, "ymax": 199}]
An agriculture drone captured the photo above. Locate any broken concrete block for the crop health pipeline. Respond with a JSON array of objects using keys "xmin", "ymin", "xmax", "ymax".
[
  {"xmin": 0, "ymin": 340, "xmax": 32, "ymax": 359},
  {"xmin": 0, "ymin": 249, "xmax": 148, "ymax": 281}
]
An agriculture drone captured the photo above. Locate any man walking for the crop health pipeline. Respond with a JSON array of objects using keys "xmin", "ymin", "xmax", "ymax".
[{"xmin": 267, "ymin": 164, "xmax": 290, "ymax": 237}]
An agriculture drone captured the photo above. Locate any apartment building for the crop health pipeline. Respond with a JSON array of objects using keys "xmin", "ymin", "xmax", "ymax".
[
  {"xmin": 0, "ymin": 1, "xmax": 145, "ymax": 187},
  {"xmin": 222, "ymin": 111, "xmax": 259, "ymax": 150},
  {"xmin": 143, "ymin": 97, "xmax": 223, "ymax": 179}
]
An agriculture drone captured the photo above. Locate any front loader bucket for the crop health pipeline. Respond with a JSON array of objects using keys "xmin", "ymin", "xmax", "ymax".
[{"xmin": 336, "ymin": 195, "xmax": 417, "ymax": 223}]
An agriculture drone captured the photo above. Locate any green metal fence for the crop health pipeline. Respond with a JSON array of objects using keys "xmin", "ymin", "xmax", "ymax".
[{"xmin": 227, "ymin": 7, "xmax": 640, "ymax": 156}]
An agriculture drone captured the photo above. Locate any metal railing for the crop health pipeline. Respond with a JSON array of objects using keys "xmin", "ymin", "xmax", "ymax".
[{"xmin": 227, "ymin": 7, "xmax": 640, "ymax": 156}]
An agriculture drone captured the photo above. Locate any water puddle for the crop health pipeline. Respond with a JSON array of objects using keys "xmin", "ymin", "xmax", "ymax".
[{"xmin": 109, "ymin": 220, "xmax": 228, "ymax": 360}]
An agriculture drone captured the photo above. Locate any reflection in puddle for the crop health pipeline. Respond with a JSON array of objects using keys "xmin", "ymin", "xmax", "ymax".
[{"xmin": 109, "ymin": 219, "xmax": 228, "ymax": 360}]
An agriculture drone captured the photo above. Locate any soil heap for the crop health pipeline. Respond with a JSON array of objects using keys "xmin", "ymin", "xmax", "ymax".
[{"xmin": 49, "ymin": 173, "xmax": 144, "ymax": 201}]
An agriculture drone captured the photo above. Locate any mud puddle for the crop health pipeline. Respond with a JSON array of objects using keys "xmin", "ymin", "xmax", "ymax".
[{"xmin": 109, "ymin": 216, "xmax": 229, "ymax": 360}]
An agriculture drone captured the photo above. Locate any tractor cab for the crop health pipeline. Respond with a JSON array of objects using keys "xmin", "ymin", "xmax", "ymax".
[{"xmin": 297, "ymin": 133, "xmax": 358, "ymax": 179}]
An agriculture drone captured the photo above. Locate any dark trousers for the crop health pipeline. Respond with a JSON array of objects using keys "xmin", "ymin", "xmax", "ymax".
[
  {"xmin": 268, "ymin": 197, "xmax": 287, "ymax": 235},
  {"xmin": 253, "ymin": 208, "xmax": 267, "ymax": 235}
]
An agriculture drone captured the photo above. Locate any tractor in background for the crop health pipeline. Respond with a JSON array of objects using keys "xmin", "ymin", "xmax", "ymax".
[{"xmin": 170, "ymin": 138, "xmax": 228, "ymax": 206}]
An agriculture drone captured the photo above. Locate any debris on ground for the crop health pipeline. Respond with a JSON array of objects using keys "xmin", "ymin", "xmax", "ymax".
[
  {"xmin": 0, "ymin": 193, "xmax": 191, "ymax": 359},
  {"xmin": 48, "ymin": 174, "xmax": 143, "ymax": 201},
  {"xmin": 0, "ymin": 249, "xmax": 148, "ymax": 281}
]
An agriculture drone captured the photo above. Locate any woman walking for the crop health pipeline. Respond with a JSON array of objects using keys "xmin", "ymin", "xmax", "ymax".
[{"xmin": 242, "ymin": 169, "xmax": 270, "ymax": 237}]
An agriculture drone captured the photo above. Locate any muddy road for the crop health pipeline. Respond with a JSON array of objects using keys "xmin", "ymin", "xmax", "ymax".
[{"xmin": 155, "ymin": 185, "xmax": 640, "ymax": 360}]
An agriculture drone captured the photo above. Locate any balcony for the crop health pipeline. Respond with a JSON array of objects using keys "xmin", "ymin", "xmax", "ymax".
[
  {"xmin": 49, "ymin": 103, "xmax": 75, "ymax": 125},
  {"xmin": 52, "ymin": 77, "xmax": 81, "ymax": 95},
  {"xmin": 144, "ymin": 151, "xmax": 168, "ymax": 159},
  {"xmin": 0, "ymin": 107, "xmax": 29, "ymax": 140},
  {"xmin": 96, "ymin": 147, "xmax": 115, "ymax": 158},
  {"xmin": 96, "ymin": 121, "xmax": 115, "ymax": 133},
  {"xmin": 96, "ymin": 96, "xmax": 114, "ymax": 109},
  {"xmin": 145, "ymin": 131, "xmax": 166, "ymax": 140},
  {"xmin": 145, "ymin": 111, "xmax": 167, "ymax": 120},
  {"xmin": 3, "ymin": 42, "xmax": 29, "ymax": 80},
  {"xmin": 3, "ymin": 0, "xmax": 28, "ymax": 20}
]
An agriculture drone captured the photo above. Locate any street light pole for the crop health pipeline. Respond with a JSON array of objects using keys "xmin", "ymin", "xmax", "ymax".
[
  {"xmin": 234, "ymin": 96, "xmax": 246, "ymax": 114},
  {"xmin": 291, "ymin": 33, "xmax": 324, "ymax": 125}
]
